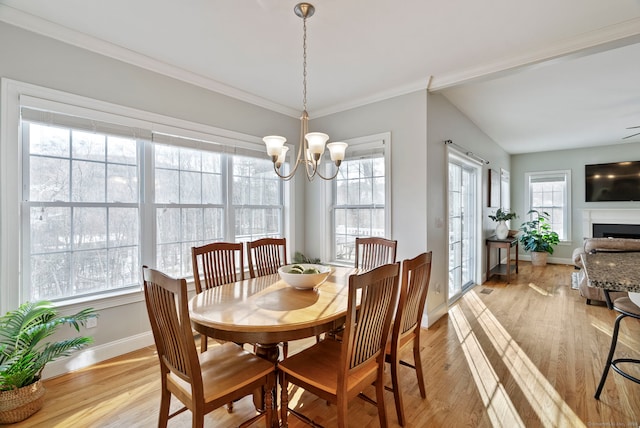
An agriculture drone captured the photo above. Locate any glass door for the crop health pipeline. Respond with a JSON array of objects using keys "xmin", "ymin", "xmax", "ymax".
[{"xmin": 448, "ymin": 153, "xmax": 480, "ymax": 302}]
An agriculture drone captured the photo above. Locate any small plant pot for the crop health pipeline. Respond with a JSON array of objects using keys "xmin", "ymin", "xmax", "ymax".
[
  {"xmin": 530, "ymin": 251, "xmax": 548, "ymax": 266},
  {"xmin": 0, "ymin": 380, "xmax": 46, "ymax": 424}
]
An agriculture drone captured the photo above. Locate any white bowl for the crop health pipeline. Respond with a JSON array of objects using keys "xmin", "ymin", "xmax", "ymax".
[{"xmin": 278, "ymin": 264, "xmax": 332, "ymax": 290}]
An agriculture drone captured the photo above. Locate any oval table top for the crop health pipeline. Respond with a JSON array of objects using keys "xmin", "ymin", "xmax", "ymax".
[{"xmin": 189, "ymin": 265, "xmax": 359, "ymax": 345}]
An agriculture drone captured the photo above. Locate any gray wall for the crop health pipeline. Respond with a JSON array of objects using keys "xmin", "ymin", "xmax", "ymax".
[
  {"xmin": 0, "ymin": 22, "xmax": 300, "ymax": 358},
  {"xmin": 308, "ymin": 90, "xmax": 429, "ymax": 262},
  {"xmin": 309, "ymin": 91, "xmax": 511, "ymax": 325},
  {"xmin": 7, "ymin": 16, "xmax": 611, "ymax": 372},
  {"xmin": 511, "ymin": 142, "xmax": 640, "ymax": 262},
  {"xmin": 427, "ymin": 93, "xmax": 511, "ymax": 319}
]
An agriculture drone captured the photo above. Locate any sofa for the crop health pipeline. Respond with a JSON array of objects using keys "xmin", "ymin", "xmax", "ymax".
[{"xmin": 572, "ymin": 237, "xmax": 640, "ymax": 306}]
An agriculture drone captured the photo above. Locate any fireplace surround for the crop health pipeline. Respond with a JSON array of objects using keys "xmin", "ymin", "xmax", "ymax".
[{"xmin": 582, "ymin": 209, "xmax": 640, "ymax": 239}]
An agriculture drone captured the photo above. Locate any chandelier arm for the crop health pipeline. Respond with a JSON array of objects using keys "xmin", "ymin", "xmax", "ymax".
[
  {"xmin": 299, "ymin": 110, "xmax": 320, "ymax": 181},
  {"xmin": 314, "ymin": 164, "xmax": 341, "ymax": 181}
]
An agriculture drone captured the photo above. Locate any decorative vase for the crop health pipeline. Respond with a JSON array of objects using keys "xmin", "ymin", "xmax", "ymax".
[
  {"xmin": 495, "ymin": 221, "xmax": 509, "ymax": 239},
  {"xmin": 530, "ymin": 251, "xmax": 548, "ymax": 266},
  {"xmin": 0, "ymin": 380, "xmax": 46, "ymax": 424}
]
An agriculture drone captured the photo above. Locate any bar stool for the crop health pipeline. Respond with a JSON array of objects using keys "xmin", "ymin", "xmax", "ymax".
[{"xmin": 594, "ymin": 291, "xmax": 640, "ymax": 399}]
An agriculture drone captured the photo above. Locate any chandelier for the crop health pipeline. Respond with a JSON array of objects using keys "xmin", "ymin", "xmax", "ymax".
[{"xmin": 263, "ymin": 2, "xmax": 347, "ymax": 181}]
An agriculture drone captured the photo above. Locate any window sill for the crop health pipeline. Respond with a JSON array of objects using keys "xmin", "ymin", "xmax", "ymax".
[{"xmin": 52, "ymin": 287, "xmax": 145, "ymax": 314}]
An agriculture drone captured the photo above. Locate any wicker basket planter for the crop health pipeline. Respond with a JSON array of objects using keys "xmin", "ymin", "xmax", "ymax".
[{"xmin": 0, "ymin": 380, "xmax": 46, "ymax": 424}]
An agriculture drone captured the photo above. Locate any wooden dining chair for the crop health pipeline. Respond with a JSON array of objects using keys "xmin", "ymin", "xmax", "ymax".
[
  {"xmin": 192, "ymin": 242, "xmax": 244, "ymax": 352},
  {"xmin": 246, "ymin": 237, "xmax": 289, "ymax": 358},
  {"xmin": 354, "ymin": 237, "xmax": 398, "ymax": 271},
  {"xmin": 246, "ymin": 237, "xmax": 287, "ymax": 278},
  {"xmin": 279, "ymin": 262, "xmax": 401, "ymax": 428},
  {"xmin": 385, "ymin": 251, "xmax": 433, "ymax": 426},
  {"xmin": 142, "ymin": 266, "xmax": 275, "ymax": 428}
]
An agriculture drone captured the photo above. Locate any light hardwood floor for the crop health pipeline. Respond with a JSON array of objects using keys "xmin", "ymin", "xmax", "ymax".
[{"xmin": 5, "ymin": 262, "xmax": 640, "ymax": 427}]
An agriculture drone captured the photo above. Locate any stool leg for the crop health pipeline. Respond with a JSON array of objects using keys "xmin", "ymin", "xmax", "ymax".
[{"xmin": 595, "ymin": 313, "xmax": 626, "ymax": 399}]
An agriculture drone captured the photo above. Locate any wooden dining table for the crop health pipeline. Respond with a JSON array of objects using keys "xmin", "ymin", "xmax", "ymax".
[
  {"xmin": 189, "ymin": 265, "xmax": 357, "ymax": 359},
  {"xmin": 188, "ymin": 265, "xmax": 358, "ymax": 426}
]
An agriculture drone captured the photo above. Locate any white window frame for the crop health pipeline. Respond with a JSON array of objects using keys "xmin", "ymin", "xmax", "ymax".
[
  {"xmin": 325, "ymin": 132, "xmax": 391, "ymax": 266},
  {"xmin": 523, "ymin": 169, "xmax": 571, "ymax": 242},
  {"xmin": 0, "ymin": 79, "xmax": 291, "ymax": 313}
]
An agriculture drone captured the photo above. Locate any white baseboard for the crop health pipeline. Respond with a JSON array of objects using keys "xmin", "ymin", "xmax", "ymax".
[
  {"xmin": 423, "ymin": 301, "xmax": 448, "ymax": 328},
  {"xmin": 42, "ymin": 331, "xmax": 154, "ymax": 380},
  {"xmin": 518, "ymin": 254, "xmax": 572, "ymax": 265}
]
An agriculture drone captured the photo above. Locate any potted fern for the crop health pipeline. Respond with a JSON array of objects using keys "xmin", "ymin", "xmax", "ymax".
[
  {"xmin": 518, "ymin": 209, "xmax": 560, "ymax": 266},
  {"xmin": 0, "ymin": 301, "xmax": 96, "ymax": 423}
]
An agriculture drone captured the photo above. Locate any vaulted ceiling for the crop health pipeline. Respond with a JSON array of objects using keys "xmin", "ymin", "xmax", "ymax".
[{"xmin": 1, "ymin": 0, "xmax": 639, "ymax": 154}]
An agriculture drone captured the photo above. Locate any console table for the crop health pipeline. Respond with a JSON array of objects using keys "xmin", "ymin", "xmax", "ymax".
[{"xmin": 485, "ymin": 235, "xmax": 519, "ymax": 283}]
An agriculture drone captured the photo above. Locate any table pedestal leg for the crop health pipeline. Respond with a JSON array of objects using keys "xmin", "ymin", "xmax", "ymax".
[{"xmin": 253, "ymin": 343, "xmax": 280, "ymax": 427}]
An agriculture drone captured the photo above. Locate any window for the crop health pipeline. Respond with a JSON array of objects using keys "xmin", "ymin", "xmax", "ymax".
[
  {"xmin": 4, "ymin": 82, "xmax": 285, "ymax": 307},
  {"xmin": 23, "ymin": 121, "xmax": 142, "ymax": 301},
  {"xmin": 330, "ymin": 134, "xmax": 390, "ymax": 264},
  {"xmin": 524, "ymin": 170, "xmax": 571, "ymax": 241},
  {"xmin": 232, "ymin": 155, "xmax": 284, "ymax": 243}
]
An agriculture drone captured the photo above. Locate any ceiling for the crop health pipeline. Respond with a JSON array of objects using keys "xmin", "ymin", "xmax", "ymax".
[{"xmin": 1, "ymin": 0, "xmax": 640, "ymax": 154}]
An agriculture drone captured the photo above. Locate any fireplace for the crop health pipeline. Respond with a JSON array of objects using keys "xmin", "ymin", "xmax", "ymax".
[
  {"xmin": 593, "ymin": 223, "xmax": 640, "ymax": 239},
  {"xmin": 582, "ymin": 209, "xmax": 640, "ymax": 238}
]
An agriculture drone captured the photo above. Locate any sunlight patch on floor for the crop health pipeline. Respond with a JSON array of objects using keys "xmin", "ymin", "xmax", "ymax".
[
  {"xmin": 527, "ymin": 282, "xmax": 553, "ymax": 296},
  {"xmin": 464, "ymin": 290, "xmax": 586, "ymax": 428},
  {"xmin": 449, "ymin": 305, "xmax": 525, "ymax": 427}
]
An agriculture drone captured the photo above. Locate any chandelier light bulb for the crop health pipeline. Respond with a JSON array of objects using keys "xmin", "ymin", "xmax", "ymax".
[
  {"xmin": 327, "ymin": 142, "xmax": 348, "ymax": 163},
  {"xmin": 263, "ymin": 135, "xmax": 286, "ymax": 159}
]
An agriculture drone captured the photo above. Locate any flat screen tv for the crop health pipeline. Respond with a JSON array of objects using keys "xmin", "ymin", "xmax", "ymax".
[{"xmin": 585, "ymin": 160, "xmax": 640, "ymax": 202}]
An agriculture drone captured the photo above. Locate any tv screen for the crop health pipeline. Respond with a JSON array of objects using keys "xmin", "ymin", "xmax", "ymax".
[{"xmin": 585, "ymin": 160, "xmax": 640, "ymax": 202}]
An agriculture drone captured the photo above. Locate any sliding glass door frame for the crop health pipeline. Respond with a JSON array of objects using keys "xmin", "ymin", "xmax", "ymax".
[{"xmin": 447, "ymin": 148, "xmax": 483, "ymax": 303}]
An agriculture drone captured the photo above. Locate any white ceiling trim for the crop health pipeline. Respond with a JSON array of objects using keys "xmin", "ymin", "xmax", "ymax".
[
  {"xmin": 312, "ymin": 77, "xmax": 432, "ymax": 119},
  {"xmin": 0, "ymin": 4, "xmax": 300, "ymax": 118},
  {"xmin": 429, "ymin": 17, "xmax": 640, "ymax": 91}
]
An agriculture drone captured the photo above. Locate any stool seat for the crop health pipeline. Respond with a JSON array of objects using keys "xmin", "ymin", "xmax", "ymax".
[{"xmin": 595, "ymin": 292, "xmax": 640, "ymax": 399}]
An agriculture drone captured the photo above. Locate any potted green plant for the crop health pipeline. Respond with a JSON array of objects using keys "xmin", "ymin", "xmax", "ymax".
[
  {"xmin": 488, "ymin": 208, "xmax": 517, "ymax": 239},
  {"xmin": 518, "ymin": 209, "xmax": 560, "ymax": 266},
  {"xmin": 0, "ymin": 301, "xmax": 97, "ymax": 423}
]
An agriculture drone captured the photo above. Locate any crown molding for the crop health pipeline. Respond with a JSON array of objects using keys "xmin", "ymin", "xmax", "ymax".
[
  {"xmin": 311, "ymin": 77, "xmax": 432, "ymax": 119},
  {"xmin": 0, "ymin": 4, "xmax": 300, "ymax": 118},
  {"xmin": 3, "ymin": 5, "xmax": 639, "ymax": 116},
  {"xmin": 429, "ymin": 17, "xmax": 640, "ymax": 91}
]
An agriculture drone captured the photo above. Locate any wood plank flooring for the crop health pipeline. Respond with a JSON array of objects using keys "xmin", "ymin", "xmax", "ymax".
[{"xmin": 5, "ymin": 262, "xmax": 640, "ymax": 427}]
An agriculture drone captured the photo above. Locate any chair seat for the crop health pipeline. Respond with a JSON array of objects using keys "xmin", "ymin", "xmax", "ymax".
[
  {"xmin": 279, "ymin": 339, "xmax": 378, "ymax": 398},
  {"xmin": 613, "ymin": 297, "xmax": 640, "ymax": 315},
  {"xmin": 168, "ymin": 342, "xmax": 274, "ymax": 403}
]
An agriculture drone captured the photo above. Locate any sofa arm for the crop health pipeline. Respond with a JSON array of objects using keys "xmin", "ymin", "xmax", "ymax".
[{"xmin": 572, "ymin": 247, "xmax": 585, "ymax": 268}]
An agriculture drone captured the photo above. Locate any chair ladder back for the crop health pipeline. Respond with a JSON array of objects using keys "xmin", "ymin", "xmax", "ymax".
[
  {"xmin": 344, "ymin": 262, "xmax": 400, "ymax": 370},
  {"xmin": 192, "ymin": 242, "xmax": 244, "ymax": 293},
  {"xmin": 247, "ymin": 238, "xmax": 287, "ymax": 278},
  {"xmin": 142, "ymin": 266, "xmax": 203, "ymax": 391},
  {"xmin": 355, "ymin": 237, "xmax": 398, "ymax": 271},
  {"xmin": 397, "ymin": 252, "xmax": 433, "ymax": 338}
]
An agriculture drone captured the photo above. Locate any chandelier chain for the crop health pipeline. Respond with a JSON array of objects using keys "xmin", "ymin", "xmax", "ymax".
[{"xmin": 302, "ymin": 15, "xmax": 307, "ymax": 112}]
